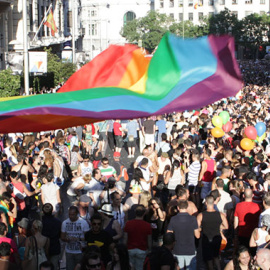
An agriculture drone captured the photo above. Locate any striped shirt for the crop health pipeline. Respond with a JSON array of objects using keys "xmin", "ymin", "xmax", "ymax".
[
  {"xmin": 99, "ymin": 165, "xmax": 116, "ymax": 181},
  {"xmin": 188, "ymin": 161, "xmax": 201, "ymax": 186}
]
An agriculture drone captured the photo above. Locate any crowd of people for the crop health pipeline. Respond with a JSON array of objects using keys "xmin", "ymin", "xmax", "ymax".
[{"xmin": 1, "ymin": 60, "xmax": 270, "ymax": 270}]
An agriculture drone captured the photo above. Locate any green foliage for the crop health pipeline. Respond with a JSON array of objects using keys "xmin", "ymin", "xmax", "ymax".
[
  {"xmin": 121, "ymin": 11, "xmax": 174, "ymax": 53},
  {"xmin": 0, "ymin": 68, "xmax": 21, "ymax": 97},
  {"xmin": 45, "ymin": 48, "xmax": 76, "ymax": 87},
  {"xmin": 240, "ymin": 13, "xmax": 268, "ymax": 47}
]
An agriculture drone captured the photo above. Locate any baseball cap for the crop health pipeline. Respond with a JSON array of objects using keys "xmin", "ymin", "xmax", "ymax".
[{"xmin": 113, "ymin": 152, "xmax": 121, "ymax": 158}]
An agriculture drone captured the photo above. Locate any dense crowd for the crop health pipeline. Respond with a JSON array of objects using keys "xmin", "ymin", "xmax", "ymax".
[{"xmin": 1, "ymin": 60, "xmax": 270, "ymax": 270}]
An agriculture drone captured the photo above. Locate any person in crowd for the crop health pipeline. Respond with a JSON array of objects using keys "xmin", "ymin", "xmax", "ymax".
[
  {"xmin": 41, "ymin": 203, "xmax": 61, "ymax": 270},
  {"xmin": 255, "ymin": 248, "xmax": 270, "ymax": 270},
  {"xmin": 0, "ymin": 242, "xmax": 17, "ymax": 270},
  {"xmin": 124, "ymin": 205, "xmax": 152, "ymax": 270},
  {"xmin": 224, "ymin": 245, "xmax": 255, "ymax": 270},
  {"xmin": 24, "ymin": 220, "xmax": 50, "ymax": 269},
  {"xmin": 41, "ymin": 171, "xmax": 61, "ymax": 215},
  {"xmin": 197, "ymin": 195, "xmax": 228, "ymax": 270},
  {"xmin": 13, "ymin": 217, "xmax": 28, "ymax": 260},
  {"xmin": 77, "ymin": 155, "xmax": 93, "ymax": 177},
  {"xmin": 167, "ymin": 200, "xmax": 200, "ymax": 270},
  {"xmin": 234, "ymin": 188, "xmax": 261, "ymax": 249},
  {"xmin": 98, "ymin": 204, "xmax": 123, "ymax": 243},
  {"xmin": 145, "ymin": 197, "xmax": 166, "ymax": 246},
  {"xmin": 61, "ymin": 206, "xmax": 90, "ymax": 270},
  {"xmin": 85, "ymin": 214, "xmax": 114, "ymax": 266}
]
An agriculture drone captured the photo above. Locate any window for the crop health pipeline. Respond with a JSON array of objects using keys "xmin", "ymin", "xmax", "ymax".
[
  {"xmin": 199, "ymin": 12, "xmax": 204, "ymax": 20},
  {"xmin": 199, "ymin": 0, "xmax": 203, "ymax": 5},
  {"xmin": 178, "ymin": 0, "xmax": 183, "ymax": 7},
  {"xmin": 91, "ymin": 10, "xmax": 97, "ymax": 16},
  {"xmin": 232, "ymin": 0, "xmax": 237, "ymax": 4},
  {"xmin": 260, "ymin": 11, "xmax": 266, "ymax": 15},
  {"xmin": 245, "ymin": 0, "xmax": 252, "ymax": 3},
  {"xmin": 260, "ymin": 0, "xmax": 265, "ymax": 3},
  {"xmin": 170, "ymin": 13, "xmax": 174, "ymax": 19},
  {"xmin": 188, "ymin": 13, "xmax": 193, "ymax": 21},
  {"xmin": 245, "ymin": 10, "xmax": 252, "ymax": 16},
  {"xmin": 179, "ymin": 13, "xmax": 183, "ymax": 21},
  {"xmin": 232, "ymin": 11, "xmax": 238, "ymax": 18},
  {"xmin": 160, "ymin": 0, "xmax": 164, "ymax": 8},
  {"xmin": 170, "ymin": 0, "xmax": 174, "ymax": 7},
  {"xmin": 208, "ymin": 0, "xmax": 214, "ymax": 5},
  {"xmin": 91, "ymin": 23, "xmax": 97, "ymax": 36},
  {"xmin": 208, "ymin": 12, "xmax": 214, "ymax": 17},
  {"xmin": 123, "ymin": 11, "xmax": 136, "ymax": 25},
  {"xmin": 188, "ymin": 0, "xmax": 193, "ymax": 6},
  {"xmin": 220, "ymin": 0, "xmax": 225, "ymax": 5}
]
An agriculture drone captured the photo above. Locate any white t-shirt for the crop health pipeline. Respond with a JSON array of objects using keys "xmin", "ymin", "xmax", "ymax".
[
  {"xmin": 157, "ymin": 157, "xmax": 172, "ymax": 175},
  {"xmin": 80, "ymin": 162, "xmax": 93, "ymax": 176},
  {"xmin": 84, "ymin": 178, "xmax": 104, "ymax": 206},
  {"xmin": 168, "ymin": 168, "xmax": 182, "ymax": 190},
  {"xmin": 67, "ymin": 177, "xmax": 85, "ymax": 196},
  {"xmin": 217, "ymin": 189, "xmax": 233, "ymax": 214},
  {"xmin": 61, "ymin": 217, "xmax": 89, "ymax": 254},
  {"xmin": 138, "ymin": 167, "xmax": 151, "ymax": 191},
  {"xmin": 41, "ymin": 182, "xmax": 60, "ymax": 212},
  {"xmin": 135, "ymin": 156, "xmax": 152, "ymax": 169}
]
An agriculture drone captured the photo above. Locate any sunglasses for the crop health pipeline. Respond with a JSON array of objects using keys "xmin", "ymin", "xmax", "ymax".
[
  {"xmin": 102, "ymin": 162, "xmax": 109, "ymax": 165},
  {"xmin": 87, "ymin": 262, "xmax": 101, "ymax": 269},
  {"xmin": 92, "ymin": 222, "xmax": 101, "ymax": 226}
]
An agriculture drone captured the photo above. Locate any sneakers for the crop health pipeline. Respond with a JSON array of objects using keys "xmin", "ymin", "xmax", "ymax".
[{"xmin": 128, "ymin": 155, "xmax": 132, "ymax": 158}]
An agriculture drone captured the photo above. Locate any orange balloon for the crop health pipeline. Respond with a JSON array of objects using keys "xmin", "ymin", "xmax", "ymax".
[
  {"xmin": 240, "ymin": 138, "xmax": 255, "ymax": 151},
  {"xmin": 211, "ymin": 127, "xmax": 225, "ymax": 138}
]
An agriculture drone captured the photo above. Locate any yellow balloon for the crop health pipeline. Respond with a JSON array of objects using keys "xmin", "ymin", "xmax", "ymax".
[
  {"xmin": 212, "ymin": 116, "xmax": 223, "ymax": 128},
  {"xmin": 256, "ymin": 133, "xmax": 266, "ymax": 143},
  {"xmin": 240, "ymin": 138, "xmax": 255, "ymax": 151},
  {"xmin": 211, "ymin": 127, "xmax": 225, "ymax": 138}
]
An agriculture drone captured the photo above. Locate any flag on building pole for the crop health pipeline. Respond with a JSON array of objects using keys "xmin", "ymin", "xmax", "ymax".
[{"xmin": 44, "ymin": 9, "xmax": 57, "ymax": 36}]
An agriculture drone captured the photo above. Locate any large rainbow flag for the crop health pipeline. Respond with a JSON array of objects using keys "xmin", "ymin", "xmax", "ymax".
[{"xmin": 0, "ymin": 32, "xmax": 242, "ymax": 133}]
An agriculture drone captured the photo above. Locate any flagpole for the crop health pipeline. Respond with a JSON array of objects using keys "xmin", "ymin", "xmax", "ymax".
[
  {"xmin": 32, "ymin": 4, "xmax": 52, "ymax": 41},
  {"xmin": 23, "ymin": 0, "xmax": 29, "ymax": 95},
  {"xmin": 72, "ymin": 0, "xmax": 76, "ymax": 64}
]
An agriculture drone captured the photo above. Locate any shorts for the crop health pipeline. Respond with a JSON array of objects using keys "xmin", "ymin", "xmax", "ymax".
[
  {"xmin": 127, "ymin": 139, "xmax": 136, "ymax": 147},
  {"xmin": 145, "ymin": 134, "xmax": 155, "ymax": 145},
  {"xmin": 115, "ymin": 135, "xmax": 124, "ymax": 148},
  {"xmin": 202, "ymin": 234, "xmax": 222, "ymax": 261},
  {"xmin": 99, "ymin": 132, "xmax": 107, "ymax": 141}
]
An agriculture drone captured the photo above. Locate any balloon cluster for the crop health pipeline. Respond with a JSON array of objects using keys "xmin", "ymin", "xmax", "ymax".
[
  {"xmin": 211, "ymin": 111, "xmax": 230, "ymax": 138},
  {"xmin": 241, "ymin": 122, "xmax": 266, "ymax": 150},
  {"xmin": 211, "ymin": 111, "xmax": 267, "ymax": 151}
]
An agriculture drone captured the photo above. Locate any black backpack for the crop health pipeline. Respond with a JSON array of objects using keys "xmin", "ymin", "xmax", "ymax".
[{"xmin": 143, "ymin": 247, "xmax": 161, "ymax": 270}]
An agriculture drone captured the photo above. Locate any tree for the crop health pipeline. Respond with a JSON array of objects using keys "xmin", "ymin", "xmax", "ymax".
[
  {"xmin": 121, "ymin": 11, "xmax": 174, "ymax": 53},
  {"xmin": 240, "ymin": 14, "xmax": 269, "ymax": 47},
  {"xmin": 208, "ymin": 8, "xmax": 242, "ymax": 43},
  {"xmin": 0, "ymin": 69, "xmax": 21, "ymax": 97},
  {"xmin": 45, "ymin": 48, "xmax": 76, "ymax": 86},
  {"xmin": 169, "ymin": 19, "xmax": 209, "ymax": 38}
]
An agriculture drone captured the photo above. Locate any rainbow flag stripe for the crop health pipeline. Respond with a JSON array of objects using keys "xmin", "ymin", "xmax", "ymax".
[{"xmin": 0, "ymin": 33, "xmax": 242, "ymax": 133}]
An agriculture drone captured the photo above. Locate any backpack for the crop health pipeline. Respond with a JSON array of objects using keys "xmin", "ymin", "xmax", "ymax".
[
  {"xmin": 116, "ymin": 165, "xmax": 129, "ymax": 182},
  {"xmin": 143, "ymin": 247, "xmax": 160, "ymax": 270}
]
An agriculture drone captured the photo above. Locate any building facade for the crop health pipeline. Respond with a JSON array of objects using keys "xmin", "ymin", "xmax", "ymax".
[
  {"xmin": 80, "ymin": 0, "xmax": 151, "ymax": 61},
  {"xmin": 153, "ymin": 0, "xmax": 270, "ymax": 25}
]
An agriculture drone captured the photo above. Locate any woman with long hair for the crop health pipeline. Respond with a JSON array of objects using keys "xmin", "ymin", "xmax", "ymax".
[
  {"xmin": 145, "ymin": 197, "xmax": 166, "ymax": 246},
  {"xmin": 168, "ymin": 160, "xmax": 184, "ymax": 198},
  {"xmin": 224, "ymin": 245, "xmax": 255, "ymax": 270},
  {"xmin": 106, "ymin": 243, "xmax": 133, "ymax": 270}
]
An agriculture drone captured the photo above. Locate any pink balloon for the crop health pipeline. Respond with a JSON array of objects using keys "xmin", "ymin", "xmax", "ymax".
[
  {"xmin": 222, "ymin": 121, "xmax": 232, "ymax": 133},
  {"xmin": 244, "ymin": 126, "xmax": 257, "ymax": 140}
]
